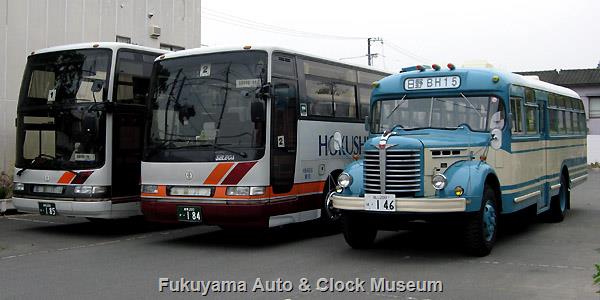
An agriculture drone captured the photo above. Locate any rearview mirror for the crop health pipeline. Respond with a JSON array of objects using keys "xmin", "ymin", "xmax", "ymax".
[{"xmin": 490, "ymin": 128, "xmax": 502, "ymax": 150}]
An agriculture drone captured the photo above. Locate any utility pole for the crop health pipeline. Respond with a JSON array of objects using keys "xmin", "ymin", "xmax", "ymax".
[{"xmin": 367, "ymin": 37, "xmax": 383, "ymax": 66}]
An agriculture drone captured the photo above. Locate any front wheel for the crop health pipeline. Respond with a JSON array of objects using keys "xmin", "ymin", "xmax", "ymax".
[
  {"xmin": 341, "ymin": 213, "xmax": 377, "ymax": 249},
  {"xmin": 463, "ymin": 185, "xmax": 498, "ymax": 256}
]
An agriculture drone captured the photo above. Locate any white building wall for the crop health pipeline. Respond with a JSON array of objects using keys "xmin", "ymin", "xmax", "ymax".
[
  {"xmin": 569, "ymin": 86, "xmax": 600, "ymax": 163},
  {"xmin": 0, "ymin": 0, "xmax": 202, "ymax": 174}
]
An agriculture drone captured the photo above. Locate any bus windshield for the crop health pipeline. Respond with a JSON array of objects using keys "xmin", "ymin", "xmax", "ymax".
[
  {"xmin": 372, "ymin": 96, "xmax": 503, "ymax": 133},
  {"xmin": 15, "ymin": 49, "xmax": 111, "ymax": 170},
  {"xmin": 145, "ymin": 51, "xmax": 268, "ymax": 162}
]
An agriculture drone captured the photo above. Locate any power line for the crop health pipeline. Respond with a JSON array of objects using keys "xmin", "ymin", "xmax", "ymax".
[{"xmin": 202, "ymin": 7, "xmax": 366, "ymax": 40}]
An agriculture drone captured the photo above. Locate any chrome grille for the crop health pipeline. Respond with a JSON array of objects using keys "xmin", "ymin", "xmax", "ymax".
[{"xmin": 364, "ymin": 149, "xmax": 422, "ymax": 196}]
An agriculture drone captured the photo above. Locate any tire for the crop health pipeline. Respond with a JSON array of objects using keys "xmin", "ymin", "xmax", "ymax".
[
  {"xmin": 546, "ymin": 175, "xmax": 569, "ymax": 223},
  {"xmin": 341, "ymin": 213, "xmax": 377, "ymax": 249},
  {"xmin": 463, "ymin": 185, "xmax": 498, "ymax": 257}
]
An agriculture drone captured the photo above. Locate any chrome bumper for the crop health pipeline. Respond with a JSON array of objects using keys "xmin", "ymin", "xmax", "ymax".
[
  {"xmin": 12, "ymin": 197, "xmax": 140, "ymax": 219},
  {"xmin": 331, "ymin": 194, "xmax": 467, "ymax": 213}
]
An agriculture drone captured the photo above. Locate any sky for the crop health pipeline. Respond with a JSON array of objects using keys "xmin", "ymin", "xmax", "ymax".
[{"xmin": 200, "ymin": 0, "xmax": 600, "ymax": 74}]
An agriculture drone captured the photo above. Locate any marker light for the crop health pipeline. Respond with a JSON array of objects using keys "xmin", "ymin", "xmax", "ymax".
[
  {"xmin": 159, "ymin": 54, "xmax": 165, "ymax": 60},
  {"xmin": 432, "ymin": 174, "xmax": 447, "ymax": 190},
  {"xmin": 337, "ymin": 173, "xmax": 353, "ymax": 188},
  {"xmin": 371, "ymin": 81, "xmax": 380, "ymax": 88},
  {"xmin": 447, "ymin": 63, "xmax": 456, "ymax": 70},
  {"xmin": 432, "ymin": 64, "xmax": 441, "ymax": 71},
  {"xmin": 14, "ymin": 182, "xmax": 25, "ymax": 191},
  {"xmin": 454, "ymin": 186, "xmax": 464, "ymax": 197},
  {"xmin": 243, "ymin": 45, "xmax": 252, "ymax": 50},
  {"xmin": 141, "ymin": 185, "xmax": 158, "ymax": 194},
  {"xmin": 92, "ymin": 43, "xmax": 99, "ymax": 48},
  {"xmin": 492, "ymin": 75, "xmax": 500, "ymax": 83},
  {"xmin": 416, "ymin": 65, "xmax": 425, "ymax": 72}
]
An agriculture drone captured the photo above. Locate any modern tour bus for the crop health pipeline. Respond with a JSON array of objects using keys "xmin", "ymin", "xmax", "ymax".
[
  {"xmin": 140, "ymin": 46, "xmax": 389, "ymax": 228},
  {"xmin": 12, "ymin": 42, "xmax": 167, "ymax": 220},
  {"xmin": 330, "ymin": 65, "xmax": 587, "ymax": 256}
]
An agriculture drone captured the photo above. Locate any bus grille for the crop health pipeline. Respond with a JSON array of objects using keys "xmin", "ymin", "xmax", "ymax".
[{"xmin": 364, "ymin": 149, "xmax": 422, "ymax": 197}]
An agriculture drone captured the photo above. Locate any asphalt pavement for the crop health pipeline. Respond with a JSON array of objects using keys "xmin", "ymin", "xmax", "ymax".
[{"xmin": 1, "ymin": 172, "xmax": 599, "ymax": 300}]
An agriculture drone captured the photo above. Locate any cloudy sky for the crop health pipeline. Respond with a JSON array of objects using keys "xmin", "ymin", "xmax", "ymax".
[{"xmin": 200, "ymin": 0, "xmax": 600, "ymax": 73}]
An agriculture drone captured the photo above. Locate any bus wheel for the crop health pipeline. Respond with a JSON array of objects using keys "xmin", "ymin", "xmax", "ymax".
[
  {"xmin": 463, "ymin": 185, "xmax": 498, "ymax": 256},
  {"xmin": 546, "ymin": 175, "xmax": 569, "ymax": 223},
  {"xmin": 341, "ymin": 213, "xmax": 377, "ymax": 249}
]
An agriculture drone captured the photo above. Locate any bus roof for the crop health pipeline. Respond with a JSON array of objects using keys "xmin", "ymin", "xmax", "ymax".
[
  {"xmin": 379, "ymin": 67, "xmax": 580, "ymax": 99},
  {"xmin": 156, "ymin": 45, "xmax": 389, "ymax": 75},
  {"xmin": 30, "ymin": 42, "xmax": 169, "ymax": 56}
]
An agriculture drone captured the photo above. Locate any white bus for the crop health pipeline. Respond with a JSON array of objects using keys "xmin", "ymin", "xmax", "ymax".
[
  {"xmin": 12, "ymin": 42, "xmax": 167, "ymax": 220},
  {"xmin": 140, "ymin": 46, "xmax": 389, "ymax": 228}
]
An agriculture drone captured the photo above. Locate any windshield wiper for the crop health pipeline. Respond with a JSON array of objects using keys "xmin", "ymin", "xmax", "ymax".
[
  {"xmin": 459, "ymin": 93, "xmax": 483, "ymax": 119},
  {"xmin": 162, "ymin": 142, "xmax": 248, "ymax": 158},
  {"xmin": 385, "ymin": 94, "xmax": 407, "ymax": 120},
  {"xmin": 17, "ymin": 154, "xmax": 79, "ymax": 177}
]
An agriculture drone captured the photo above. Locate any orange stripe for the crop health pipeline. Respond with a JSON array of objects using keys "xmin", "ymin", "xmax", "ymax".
[
  {"xmin": 203, "ymin": 163, "xmax": 235, "ymax": 184},
  {"xmin": 57, "ymin": 172, "xmax": 76, "ymax": 184}
]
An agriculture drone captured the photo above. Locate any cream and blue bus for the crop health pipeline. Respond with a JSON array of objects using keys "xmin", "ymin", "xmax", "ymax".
[{"xmin": 330, "ymin": 65, "xmax": 587, "ymax": 256}]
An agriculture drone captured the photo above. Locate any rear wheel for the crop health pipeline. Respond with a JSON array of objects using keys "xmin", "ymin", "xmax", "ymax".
[
  {"xmin": 341, "ymin": 213, "xmax": 377, "ymax": 249},
  {"xmin": 463, "ymin": 185, "xmax": 498, "ymax": 256},
  {"xmin": 546, "ymin": 174, "xmax": 569, "ymax": 222}
]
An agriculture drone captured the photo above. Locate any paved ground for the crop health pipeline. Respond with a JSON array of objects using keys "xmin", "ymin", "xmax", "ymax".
[{"xmin": 1, "ymin": 172, "xmax": 599, "ymax": 300}]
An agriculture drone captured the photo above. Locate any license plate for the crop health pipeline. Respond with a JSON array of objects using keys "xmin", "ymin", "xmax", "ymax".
[
  {"xmin": 177, "ymin": 206, "xmax": 202, "ymax": 222},
  {"xmin": 365, "ymin": 194, "xmax": 396, "ymax": 212},
  {"xmin": 38, "ymin": 202, "xmax": 57, "ymax": 216},
  {"xmin": 404, "ymin": 75, "xmax": 461, "ymax": 90}
]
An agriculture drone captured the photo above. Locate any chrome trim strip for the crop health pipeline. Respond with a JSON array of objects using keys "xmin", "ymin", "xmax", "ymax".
[
  {"xmin": 330, "ymin": 194, "xmax": 466, "ymax": 212},
  {"xmin": 550, "ymin": 183, "xmax": 561, "ymax": 190},
  {"xmin": 571, "ymin": 174, "xmax": 588, "ymax": 185},
  {"xmin": 514, "ymin": 191, "xmax": 541, "ymax": 203}
]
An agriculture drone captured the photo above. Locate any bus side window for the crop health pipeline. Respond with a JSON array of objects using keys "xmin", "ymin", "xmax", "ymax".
[
  {"xmin": 332, "ymin": 83, "xmax": 356, "ymax": 118},
  {"xmin": 305, "ymin": 78, "xmax": 333, "ymax": 117},
  {"xmin": 359, "ymin": 87, "xmax": 371, "ymax": 120},
  {"xmin": 114, "ymin": 51, "xmax": 156, "ymax": 104},
  {"xmin": 510, "ymin": 97, "xmax": 524, "ymax": 134}
]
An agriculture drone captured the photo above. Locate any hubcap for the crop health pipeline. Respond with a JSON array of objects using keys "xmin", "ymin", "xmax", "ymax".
[{"xmin": 483, "ymin": 200, "xmax": 497, "ymax": 242}]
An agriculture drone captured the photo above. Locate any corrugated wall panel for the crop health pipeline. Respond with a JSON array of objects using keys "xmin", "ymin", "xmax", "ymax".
[
  {"xmin": 100, "ymin": 0, "xmax": 117, "ymax": 42},
  {"xmin": 83, "ymin": 0, "xmax": 101, "ymax": 42},
  {"xmin": 46, "ymin": 0, "xmax": 67, "ymax": 47},
  {"xmin": 65, "ymin": 0, "xmax": 84, "ymax": 44},
  {"xmin": 27, "ymin": 0, "xmax": 48, "ymax": 52}
]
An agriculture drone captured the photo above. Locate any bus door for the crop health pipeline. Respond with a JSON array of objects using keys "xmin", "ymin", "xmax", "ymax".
[
  {"xmin": 270, "ymin": 78, "xmax": 298, "ymax": 194},
  {"xmin": 538, "ymin": 99, "xmax": 549, "ymax": 209}
]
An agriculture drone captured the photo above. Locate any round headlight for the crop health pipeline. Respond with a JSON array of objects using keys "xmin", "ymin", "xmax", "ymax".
[
  {"xmin": 337, "ymin": 172, "xmax": 353, "ymax": 188},
  {"xmin": 432, "ymin": 174, "xmax": 447, "ymax": 190}
]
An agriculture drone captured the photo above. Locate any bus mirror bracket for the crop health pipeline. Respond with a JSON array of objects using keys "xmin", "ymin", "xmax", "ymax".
[
  {"xmin": 256, "ymin": 83, "xmax": 272, "ymax": 101},
  {"xmin": 490, "ymin": 128, "xmax": 502, "ymax": 150}
]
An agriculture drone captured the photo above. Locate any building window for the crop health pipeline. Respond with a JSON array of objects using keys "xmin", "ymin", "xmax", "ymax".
[
  {"xmin": 116, "ymin": 36, "xmax": 131, "ymax": 44},
  {"xmin": 589, "ymin": 97, "xmax": 600, "ymax": 118},
  {"xmin": 160, "ymin": 44, "xmax": 185, "ymax": 51}
]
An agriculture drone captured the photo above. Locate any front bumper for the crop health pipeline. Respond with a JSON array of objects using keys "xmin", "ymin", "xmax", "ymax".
[
  {"xmin": 12, "ymin": 197, "xmax": 140, "ymax": 219},
  {"xmin": 331, "ymin": 194, "xmax": 467, "ymax": 213}
]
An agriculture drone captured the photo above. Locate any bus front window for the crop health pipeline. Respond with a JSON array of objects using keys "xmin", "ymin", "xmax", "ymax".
[
  {"xmin": 372, "ymin": 96, "xmax": 502, "ymax": 133},
  {"xmin": 145, "ymin": 51, "xmax": 268, "ymax": 162},
  {"xmin": 15, "ymin": 49, "xmax": 111, "ymax": 170}
]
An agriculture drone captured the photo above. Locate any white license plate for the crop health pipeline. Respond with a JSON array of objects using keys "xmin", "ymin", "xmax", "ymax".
[
  {"xmin": 404, "ymin": 75, "xmax": 461, "ymax": 90},
  {"xmin": 365, "ymin": 194, "xmax": 396, "ymax": 212}
]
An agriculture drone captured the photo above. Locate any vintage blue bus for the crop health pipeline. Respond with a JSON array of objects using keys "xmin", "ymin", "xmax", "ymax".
[{"xmin": 330, "ymin": 65, "xmax": 588, "ymax": 256}]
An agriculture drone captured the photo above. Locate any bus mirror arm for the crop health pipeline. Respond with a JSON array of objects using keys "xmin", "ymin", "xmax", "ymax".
[{"xmin": 255, "ymin": 83, "xmax": 272, "ymax": 101}]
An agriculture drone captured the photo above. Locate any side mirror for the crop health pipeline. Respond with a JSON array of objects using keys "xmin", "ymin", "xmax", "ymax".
[
  {"xmin": 251, "ymin": 101, "xmax": 265, "ymax": 123},
  {"xmin": 256, "ymin": 83, "xmax": 272, "ymax": 101},
  {"xmin": 490, "ymin": 128, "xmax": 502, "ymax": 150},
  {"xmin": 91, "ymin": 79, "xmax": 104, "ymax": 93}
]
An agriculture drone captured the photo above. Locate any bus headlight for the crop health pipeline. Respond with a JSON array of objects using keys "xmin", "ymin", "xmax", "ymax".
[
  {"xmin": 74, "ymin": 186, "xmax": 107, "ymax": 194},
  {"xmin": 337, "ymin": 172, "xmax": 352, "ymax": 188},
  {"xmin": 14, "ymin": 182, "xmax": 25, "ymax": 191},
  {"xmin": 141, "ymin": 185, "xmax": 159, "ymax": 194},
  {"xmin": 432, "ymin": 174, "xmax": 447, "ymax": 190},
  {"xmin": 226, "ymin": 186, "xmax": 266, "ymax": 196}
]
